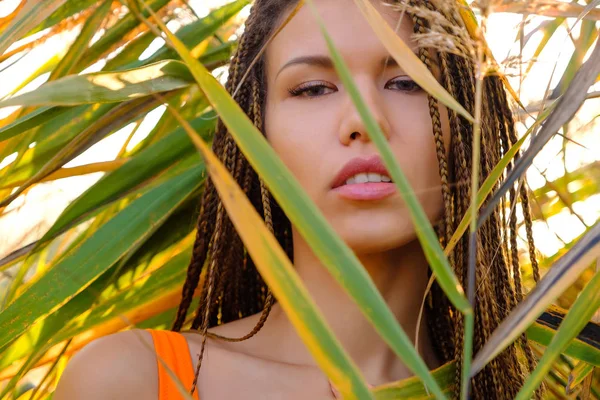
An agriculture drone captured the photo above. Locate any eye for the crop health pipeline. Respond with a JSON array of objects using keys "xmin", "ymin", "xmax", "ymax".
[
  {"xmin": 385, "ymin": 76, "xmax": 422, "ymax": 93},
  {"xmin": 288, "ymin": 81, "xmax": 336, "ymax": 98}
]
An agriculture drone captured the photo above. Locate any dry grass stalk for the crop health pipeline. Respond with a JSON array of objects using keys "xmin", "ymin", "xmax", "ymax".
[
  {"xmin": 388, "ymin": 0, "xmax": 477, "ymax": 61},
  {"xmin": 490, "ymin": 0, "xmax": 600, "ymax": 21}
]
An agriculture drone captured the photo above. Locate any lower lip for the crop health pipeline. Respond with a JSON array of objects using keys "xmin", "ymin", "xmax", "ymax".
[{"xmin": 332, "ymin": 182, "xmax": 396, "ymax": 200}]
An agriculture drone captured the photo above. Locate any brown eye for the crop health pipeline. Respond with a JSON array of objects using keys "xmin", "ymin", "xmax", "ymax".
[
  {"xmin": 288, "ymin": 81, "xmax": 336, "ymax": 98},
  {"xmin": 385, "ymin": 77, "xmax": 422, "ymax": 93}
]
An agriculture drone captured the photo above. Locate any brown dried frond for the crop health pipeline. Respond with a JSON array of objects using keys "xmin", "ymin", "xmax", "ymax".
[
  {"xmin": 500, "ymin": 55, "xmax": 529, "ymax": 78},
  {"xmin": 488, "ymin": 0, "xmax": 600, "ymax": 20},
  {"xmin": 412, "ymin": 31, "xmax": 475, "ymax": 57},
  {"xmin": 390, "ymin": 0, "xmax": 476, "ymax": 60}
]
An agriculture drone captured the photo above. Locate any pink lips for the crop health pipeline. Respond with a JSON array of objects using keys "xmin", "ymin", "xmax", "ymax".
[{"xmin": 330, "ymin": 155, "xmax": 396, "ymax": 201}]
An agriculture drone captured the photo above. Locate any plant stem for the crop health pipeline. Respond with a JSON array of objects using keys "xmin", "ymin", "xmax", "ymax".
[{"xmin": 462, "ymin": 18, "xmax": 486, "ymax": 400}]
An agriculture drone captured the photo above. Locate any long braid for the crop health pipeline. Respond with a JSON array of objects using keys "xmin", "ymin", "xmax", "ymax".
[
  {"xmin": 190, "ymin": 22, "xmax": 256, "ymax": 329},
  {"xmin": 253, "ymin": 75, "xmax": 277, "ymax": 329},
  {"xmin": 188, "ymin": 200, "xmax": 224, "ymax": 395},
  {"xmin": 204, "ymin": 78, "xmax": 277, "ymax": 342},
  {"xmin": 410, "ymin": 0, "xmax": 457, "ymax": 376},
  {"xmin": 190, "ymin": 135, "xmax": 240, "ymax": 328},
  {"xmin": 211, "ymin": 138, "xmax": 252, "ymax": 326},
  {"xmin": 410, "ymin": 6, "xmax": 452, "ymax": 249},
  {"xmin": 491, "ymin": 75, "xmax": 542, "ymax": 396},
  {"xmin": 436, "ymin": 52, "xmax": 471, "ymax": 364},
  {"xmin": 447, "ymin": 53, "xmax": 475, "ymax": 397},
  {"xmin": 493, "ymin": 77, "xmax": 541, "ymax": 285},
  {"xmin": 172, "ymin": 170, "xmax": 219, "ymax": 331}
]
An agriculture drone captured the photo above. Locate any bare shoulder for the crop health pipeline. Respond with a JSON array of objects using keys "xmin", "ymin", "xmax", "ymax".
[{"xmin": 54, "ymin": 329, "xmax": 158, "ymax": 400}]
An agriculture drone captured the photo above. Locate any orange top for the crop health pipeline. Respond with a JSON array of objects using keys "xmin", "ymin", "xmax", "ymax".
[{"xmin": 148, "ymin": 329, "xmax": 201, "ymax": 400}]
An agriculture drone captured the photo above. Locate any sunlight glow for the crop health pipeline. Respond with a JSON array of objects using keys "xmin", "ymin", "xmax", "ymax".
[
  {"xmin": 0, "ymin": 0, "xmax": 20, "ymax": 18},
  {"xmin": 63, "ymin": 123, "xmax": 138, "ymax": 169},
  {"xmin": 0, "ymin": 152, "xmax": 18, "ymax": 170},
  {"xmin": 0, "ymin": 32, "xmax": 73, "ymax": 99},
  {"xmin": 126, "ymin": 105, "xmax": 167, "ymax": 152},
  {"xmin": 89, "ymin": 74, "xmax": 127, "ymax": 91},
  {"xmin": 139, "ymin": 37, "xmax": 166, "ymax": 61}
]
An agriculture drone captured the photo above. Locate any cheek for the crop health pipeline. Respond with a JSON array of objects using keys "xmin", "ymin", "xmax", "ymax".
[
  {"xmin": 387, "ymin": 95, "xmax": 440, "ymax": 177},
  {"xmin": 386, "ymin": 94, "xmax": 446, "ymax": 217},
  {"xmin": 263, "ymin": 99, "xmax": 335, "ymax": 200}
]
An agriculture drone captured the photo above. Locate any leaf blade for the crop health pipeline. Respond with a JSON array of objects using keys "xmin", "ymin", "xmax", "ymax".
[
  {"xmin": 0, "ymin": 165, "xmax": 202, "ymax": 351},
  {"xmin": 471, "ymin": 222, "xmax": 600, "ymax": 376},
  {"xmin": 515, "ymin": 269, "xmax": 600, "ymax": 399},
  {"xmin": 0, "ymin": 60, "xmax": 193, "ymax": 108},
  {"xmin": 38, "ymin": 111, "xmax": 213, "ymax": 244}
]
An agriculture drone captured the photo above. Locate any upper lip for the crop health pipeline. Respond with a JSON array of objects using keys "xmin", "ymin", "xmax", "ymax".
[{"xmin": 330, "ymin": 155, "xmax": 392, "ymax": 189}]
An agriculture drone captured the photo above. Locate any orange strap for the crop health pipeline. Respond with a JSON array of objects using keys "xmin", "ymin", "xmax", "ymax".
[{"xmin": 148, "ymin": 329, "xmax": 200, "ymax": 400}]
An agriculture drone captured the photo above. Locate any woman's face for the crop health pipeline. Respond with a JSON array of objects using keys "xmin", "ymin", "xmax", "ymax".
[{"xmin": 264, "ymin": 0, "xmax": 450, "ymax": 254}]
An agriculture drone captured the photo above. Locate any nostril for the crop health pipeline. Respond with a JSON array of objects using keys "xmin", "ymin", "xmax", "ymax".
[{"xmin": 350, "ymin": 131, "xmax": 359, "ymax": 140}]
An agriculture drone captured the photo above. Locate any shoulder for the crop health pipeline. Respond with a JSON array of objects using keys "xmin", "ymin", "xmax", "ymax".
[{"xmin": 54, "ymin": 329, "xmax": 158, "ymax": 400}]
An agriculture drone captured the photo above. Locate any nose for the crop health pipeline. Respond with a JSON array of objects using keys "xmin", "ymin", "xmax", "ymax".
[{"xmin": 338, "ymin": 82, "xmax": 391, "ymax": 146}]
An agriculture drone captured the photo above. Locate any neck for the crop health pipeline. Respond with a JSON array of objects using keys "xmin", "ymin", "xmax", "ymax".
[{"xmin": 263, "ymin": 231, "xmax": 441, "ymax": 385}]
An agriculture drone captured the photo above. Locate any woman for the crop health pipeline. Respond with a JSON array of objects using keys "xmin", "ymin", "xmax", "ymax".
[{"xmin": 54, "ymin": 0, "xmax": 541, "ymax": 398}]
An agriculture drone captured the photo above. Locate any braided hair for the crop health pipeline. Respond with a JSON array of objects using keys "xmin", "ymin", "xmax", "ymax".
[{"xmin": 172, "ymin": 1, "xmax": 542, "ymax": 398}]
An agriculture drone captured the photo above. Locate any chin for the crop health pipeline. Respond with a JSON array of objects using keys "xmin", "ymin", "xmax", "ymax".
[{"xmin": 336, "ymin": 215, "xmax": 418, "ymax": 255}]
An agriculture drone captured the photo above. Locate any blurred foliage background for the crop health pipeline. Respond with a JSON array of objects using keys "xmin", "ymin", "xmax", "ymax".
[{"xmin": 0, "ymin": 0, "xmax": 598, "ymax": 398}]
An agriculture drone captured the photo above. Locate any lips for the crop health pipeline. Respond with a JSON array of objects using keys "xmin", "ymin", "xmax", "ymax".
[
  {"xmin": 330, "ymin": 155, "xmax": 392, "ymax": 189},
  {"xmin": 330, "ymin": 155, "xmax": 396, "ymax": 201}
]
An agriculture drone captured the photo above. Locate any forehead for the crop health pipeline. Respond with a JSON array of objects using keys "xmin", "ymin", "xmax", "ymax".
[{"xmin": 265, "ymin": 0, "xmax": 415, "ymax": 74}]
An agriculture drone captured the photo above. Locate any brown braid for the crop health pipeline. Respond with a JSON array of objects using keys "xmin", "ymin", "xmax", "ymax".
[
  {"xmin": 410, "ymin": 4, "xmax": 458, "ymax": 374},
  {"xmin": 409, "ymin": 1, "xmax": 452, "ymax": 250},
  {"xmin": 171, "ymin": 1, "xmax": 543, "ymax": 398}
]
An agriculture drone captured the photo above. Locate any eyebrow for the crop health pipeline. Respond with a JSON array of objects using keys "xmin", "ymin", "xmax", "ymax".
[{"xmin": 275, "ymin": 55, "xmax": 400, "ymax": 80}]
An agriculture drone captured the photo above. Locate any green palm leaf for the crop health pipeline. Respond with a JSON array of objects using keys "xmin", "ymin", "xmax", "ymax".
[{"xmin": 0, "ymin": 165, "xmax": 203, "ymax": 352}]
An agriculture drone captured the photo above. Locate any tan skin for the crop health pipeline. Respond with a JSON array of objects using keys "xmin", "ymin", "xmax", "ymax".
[{"xmin": 54, "ymin": 1, "xmax": 451, "ymax": 398}]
